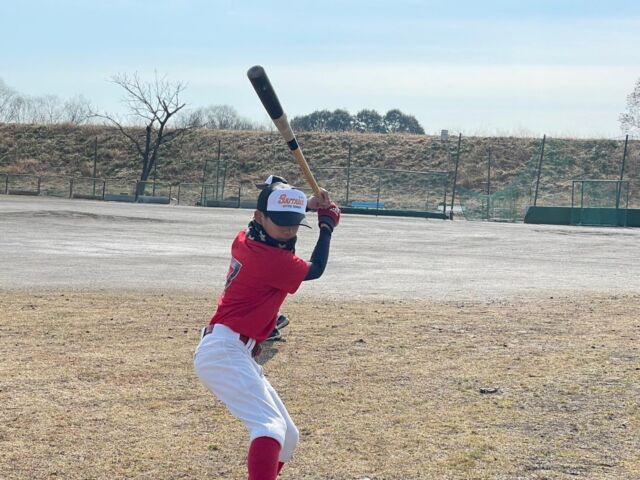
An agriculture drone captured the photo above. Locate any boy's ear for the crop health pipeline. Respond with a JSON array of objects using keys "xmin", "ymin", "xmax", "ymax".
[{"xmin": 254, "ymin": 210, "xmax": 265, "ymax": 223}]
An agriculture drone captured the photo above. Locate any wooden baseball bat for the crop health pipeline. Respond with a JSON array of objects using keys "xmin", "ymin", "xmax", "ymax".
[{"xmin": 247, "ymin": 65, "xmax": 322, "ymax": 197}]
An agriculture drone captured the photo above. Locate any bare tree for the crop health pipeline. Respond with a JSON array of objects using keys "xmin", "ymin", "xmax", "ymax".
[
  {"xmin": 620, "ymin": 77, "xmax": 640, "ymax": 135},
  {"xmin": 179, "ymin": 104, "xmax": 262, "ymax": 130},
  {"xmin": 96, "ymin": 72, "xmax": 195, "ymax": 196},
  {"xmin": 30, "ymin": 95, "xmax": 63, "ymax": 124},
  {"xmin": 9, "ymin": 95, "xmax": 30, "ymax": 123},
  {"xmin": 0, "ymin": 79, "xmax": 18, "ymax": 122},
  {"xmin": 0, "ymin": 78, "xmax": 92, "ymax": 125},
  {"xmin": 62, "ymin": 95, "xmax": 93, "ymax": 125}
]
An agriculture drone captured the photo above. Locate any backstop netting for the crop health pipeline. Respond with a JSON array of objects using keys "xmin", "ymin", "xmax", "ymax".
[
  {"xmin": 314, "ymin": 167, "xmax": 448, "ymax": 213},
  {"xmin": 570, "ymin": 179, "xmax": 631, "ymax": 226}
]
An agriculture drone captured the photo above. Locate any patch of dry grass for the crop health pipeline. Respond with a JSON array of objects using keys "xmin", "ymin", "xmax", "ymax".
[
  {"xmin": 0, "ymin": 291, "xmax": 638, "ymax": 479},
  {"xmin": 2, "ymin": 124, "xmax": 639, "ymax": 209}
]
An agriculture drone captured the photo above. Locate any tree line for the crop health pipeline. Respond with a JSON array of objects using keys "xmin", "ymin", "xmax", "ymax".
[
  {"xmin": 0, "ymin": 77, "xmax": 426, "ymax": 135},
  {"xmin": 291, "ymin": 108, "xmax": 425, "ymax": 134},
  {"xmin": 3, "ymin": 71, "xmax": 639, "ymax": 199},
  {"xmin": 0, "ymin": 79, "xmax": 93, "ymax": 125}
]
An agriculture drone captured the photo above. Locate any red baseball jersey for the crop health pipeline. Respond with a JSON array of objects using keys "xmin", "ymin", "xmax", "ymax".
[{"xmin": 210, "ymin": 230, "xmax": 310, "ymax": 341}]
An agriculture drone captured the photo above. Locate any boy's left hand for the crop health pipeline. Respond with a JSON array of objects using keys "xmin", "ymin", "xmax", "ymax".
[{"xmin": 307, "ymin": 188, "xmax": 331, "ymax": 210}]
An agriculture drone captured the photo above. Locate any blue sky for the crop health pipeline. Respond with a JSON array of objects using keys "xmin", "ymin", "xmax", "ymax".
[{"xmin": 2, "ymin": 0, "xmax": 639, "ymax": 138}]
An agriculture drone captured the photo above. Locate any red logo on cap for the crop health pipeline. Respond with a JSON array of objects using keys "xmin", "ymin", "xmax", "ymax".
[{"xmin": 278, "ymin": 193, "xmax": 304, "ymax": 206}]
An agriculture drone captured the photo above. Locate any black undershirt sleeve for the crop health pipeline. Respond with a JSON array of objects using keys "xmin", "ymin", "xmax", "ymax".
[{"xmin": 304, "ymin": 227, "xmax": 332, "ymax": 281}]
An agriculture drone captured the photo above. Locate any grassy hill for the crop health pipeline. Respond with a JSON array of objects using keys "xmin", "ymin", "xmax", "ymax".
[{"xmin": 0, "ymin": 123, "xmax": 637, "ymax": 213}]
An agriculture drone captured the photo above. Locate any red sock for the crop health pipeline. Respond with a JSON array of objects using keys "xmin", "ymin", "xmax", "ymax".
[
  {"xmin": 277, "ymin": 462, "xmax": 285, "ymax": 475},
  {"xmin": 247, "ymin": 436, "xmax": 281, "ymax": 480}
]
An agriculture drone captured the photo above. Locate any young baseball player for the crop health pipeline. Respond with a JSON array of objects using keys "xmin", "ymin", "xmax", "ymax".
[{"xmin": 194, "ymin": 175, "xmax": 340, "ymax": 480}]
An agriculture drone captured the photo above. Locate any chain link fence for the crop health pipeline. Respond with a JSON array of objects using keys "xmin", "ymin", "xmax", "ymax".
[
  {"xmin": 456, "ymin": 135, "xmax": 638, "ymax": 221},
  {"xmin": 1, "ymin": 132, "xmax": 638, "ymax": 222}
]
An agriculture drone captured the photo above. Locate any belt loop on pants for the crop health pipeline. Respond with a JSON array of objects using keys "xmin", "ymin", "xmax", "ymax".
[{"xmin": 201, "ymin": 324, "xmax": 262, "ymax": 358}]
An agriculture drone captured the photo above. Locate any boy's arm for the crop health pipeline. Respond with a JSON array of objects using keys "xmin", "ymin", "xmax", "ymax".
[
  {"xmin": 304, "ymin": 204, "xmax": 340, "ymax": 281},
  {"xmin": 304, "ymin": 226, "xmax": 332, "ymax": 280}
]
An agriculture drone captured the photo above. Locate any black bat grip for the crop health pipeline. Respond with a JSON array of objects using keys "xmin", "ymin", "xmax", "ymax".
[{"xmin": 247, "ymin": 66, "xmax": 284, "ymax": 120}]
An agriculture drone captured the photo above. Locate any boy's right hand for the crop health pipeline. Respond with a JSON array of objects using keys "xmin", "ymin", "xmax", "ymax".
[
  {"xmin": 307, "ymin": 188, "xmax": 331, "ymax": 210},
  {"xmin": 317, "ymin": 203, "xmax": 340, "ymax": 232}
]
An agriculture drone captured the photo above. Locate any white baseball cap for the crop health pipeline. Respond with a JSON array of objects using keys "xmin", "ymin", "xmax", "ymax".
[{"xmin": 256, "ymin": 177, "xmax": 310, "ymax": 227}]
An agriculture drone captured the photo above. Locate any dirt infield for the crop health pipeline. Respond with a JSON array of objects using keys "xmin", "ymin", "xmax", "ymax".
[
  {"xmin": 1, "ymin": 196, "xmax": 639, "ymax": 479},
  {"xmin": 0, "ymin": 291, "xmax": 638, "ymax": 479},
  {"xmin": 1, "ymin": 196, "xmax": 639, "ymax": 300}
]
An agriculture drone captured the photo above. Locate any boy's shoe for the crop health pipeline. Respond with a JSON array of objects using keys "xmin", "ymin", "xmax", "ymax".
[
  {"xmin": 266, "ymin": 327, "xmax": 282, "ymax": 341},
  {"xmin": 276, "ymin": 313, "xmax": 289, "ymax": 330}
]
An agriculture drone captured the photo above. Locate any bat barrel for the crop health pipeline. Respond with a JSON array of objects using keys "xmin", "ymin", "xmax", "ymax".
[
  {"xmin": 247, "ymin": 65, "xmax": 284, "ymax": 120},
  {"xmin": 247, "ymin": 65, "xmax": 323, "ymax": 198}
]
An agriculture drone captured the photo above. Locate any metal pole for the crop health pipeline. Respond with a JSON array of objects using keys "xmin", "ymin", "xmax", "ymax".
[
  {"xmin": 442, "ymin": 136, "xmax": 451, "ymax": 214},
  {"xmin": 345, "ymin": 142, "xmax": 352, "ymax": 205},
  {"xmin": 486, "ymin": 147, "xmax": 492, "ymax": 220},
  {"xmin": 93, "ymin": 137, "xmax": 98, "ymax": 197},
  {"xmin": 376, "ymin": 172, "xmax": 382, "ymax": 213},
  {"xmin": 201, "ymin": 152, "xmax": 210, "ymax": 207},
  {"xmin": 152, "ymin": 159, "xmax": 157, "ymax": 196},
  {"xmin": 616, "ymin": 134, "xmax": 628, "ymax": 209},
  {"xmin": 570, "ymin": 180, "xmax": 576, "ymax": 225},
  {"xmin": 533, "ymin": 134, "xmax": 546, "ymax": 206},
  {"xmin": 177, "ymin": 184, "xmax": 181, "ymax": 205},
  {"xmin": 449, "ymin": 133, "xmax": 462, "ymax": 219},
  {"xmin": 580, "ymin": 181, "xmax": 584, "ymax": 225},
  {"xmin": 215, "ymin": 139, "xmax": 221, "ymax": 200},
  {"xmin": 237, "ymin": 185, "xmax": 242, "ymax": 208},
  {"xmin": 221, "ymin": 162, "xmax": 227, "ymax": 200},
  {"xmin": 443, "ymin": 178, "xmax": 448, "ymax": 216},
  {"xmin": 624, "ymin": 185, "xmax": 629, "ymax": 226}
]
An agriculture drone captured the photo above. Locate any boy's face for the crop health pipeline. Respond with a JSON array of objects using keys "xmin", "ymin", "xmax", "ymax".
[{"xmin": 255, "ymin": 211, "xmax": 300, "ymax": 241}]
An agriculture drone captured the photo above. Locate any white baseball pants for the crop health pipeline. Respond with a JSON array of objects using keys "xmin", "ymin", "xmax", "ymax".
[{"xmin": 193, "ymin": 324, "xmax": 299, "ymax": 462}]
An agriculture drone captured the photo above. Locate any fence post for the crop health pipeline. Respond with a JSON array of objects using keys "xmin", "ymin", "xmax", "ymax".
[
  {"xmin": 221, "ymin": 161, "xmax": 227, "ymax": 200},
  {"xmin": 69, "ymin": 178, "xmax": 74, "ymax": 199},
  {"xmin": 215, "ymin": 139, "xmax": 221, "ymax": 200},
  {"xmin": 449, "ymin": 133, "xmax": 462, "ymax": 219},
  {"xmin": 533, "ymin": 134, "xmax": 546, "ymax": 206},
  {"xmin": 93, "ymin": 137, "xmax": 98, "ymax": 197},
  {"xmin": 624, "ymin": 186, "xmax": 629, "ymax": 227},
  {"xmin": 37, "ymin": 177, "xmax": 42, "ymax": 195},
  {"xmin": 4, "ymin": 175, "xmax": 8, "ymax": 194},
  {"xmin": 201, "ymin": 152, "xmax": 210, "ymax": 207},
  {"xmin": 376, "ymin": 172, "xmax": 382, "ymax": 213},
  {"xmin": 616, "ymin": 134, "xmax": 628, "ymax": 209},
  {"xmin": 579, "ymin": 181, "xmax": 584, "ymax": 225},
  {"xmin": 345, "ymin": 142, "xmax": 352, "ymax": 206},
  {"xmin": 486, "ymin": 147, "xmax": 492, "ymax": 220}
]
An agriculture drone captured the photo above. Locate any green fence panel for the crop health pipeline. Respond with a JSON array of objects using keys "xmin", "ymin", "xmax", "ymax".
[{"xmin": 525, "ymin": 206, "xmax": 640, "ymax": 227}]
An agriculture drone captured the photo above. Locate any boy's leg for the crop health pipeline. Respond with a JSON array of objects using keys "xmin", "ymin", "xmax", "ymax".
[
  {"xmin": 267, "ymin": 313, "xmax": 289, "ymax": 341},
  {"xmin": 264, "ymin": 377, "xmax": 299, "ymax": 463},
  {"xmin": 248, "ymin": 436, "xmax": 280, "ymax": 480},
  {"xmin": 194, "ymin": 336, "xmax": 287, "ymax": 450},
  {"xmin": 276, "ymin": 313, "xmax": 289, "ymax": 329}
]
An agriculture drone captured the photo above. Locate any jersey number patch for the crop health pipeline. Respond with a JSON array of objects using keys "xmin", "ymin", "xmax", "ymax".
[{"xmin": 225, "ymin": 257, "xmax": 242, "ymax": 289}]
